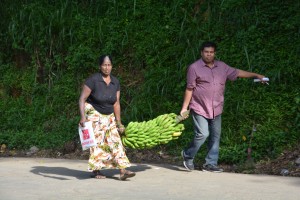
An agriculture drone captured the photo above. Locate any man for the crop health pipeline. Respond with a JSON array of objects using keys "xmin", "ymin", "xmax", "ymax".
[{"xmin": 180, "ymin": 41, "xmax": 266, "ymax": 172}]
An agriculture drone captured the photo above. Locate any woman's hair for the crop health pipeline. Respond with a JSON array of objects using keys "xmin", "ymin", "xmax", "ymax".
[
  {"xmin": 98, "ymin": 55, "xmax": 113, "ymax": 66},
  {"xmin": 200, "ymin": 41, "xmax": 217, "ymax": 51}
]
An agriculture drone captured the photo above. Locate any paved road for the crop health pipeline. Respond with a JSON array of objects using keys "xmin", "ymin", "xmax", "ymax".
[{"xmin": 0, "ymin": 157, "xmax": 299, "ymax": 200}]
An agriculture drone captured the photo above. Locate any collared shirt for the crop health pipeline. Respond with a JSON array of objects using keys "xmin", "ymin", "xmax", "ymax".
[
  {"xmin": 187, "ymin": 59, "xmax": 238, "ymax": 119},
  {"xmin": 85, "ymin": 73, "xmax": 120, "ymax": 114}
]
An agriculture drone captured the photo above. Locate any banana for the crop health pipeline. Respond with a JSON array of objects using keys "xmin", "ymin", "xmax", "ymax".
[
  {"xmin": 123, "ymin": 137, "xmax": 135, "ymax": 149},
  {"xmin": 121, "ymin": 112, "xmax": 186, "ymax": 149},
  {"xmin": 172, "ymin": 132, "xmax": 182, "ymax": 137}
]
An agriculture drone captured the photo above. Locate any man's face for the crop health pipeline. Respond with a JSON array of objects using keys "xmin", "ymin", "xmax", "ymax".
[{"xmin": 201, "ymin": 47, "xmax": 215, "ymax": 64}]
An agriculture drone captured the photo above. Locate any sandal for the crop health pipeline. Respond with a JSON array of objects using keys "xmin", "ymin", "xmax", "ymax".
[
  {"xmin": 120, "ymin": 170, "xmax": 136, "ymax": 181},
  {"xmin": 91, "ymin": 170, "xmax": 106, "ymax": 179}
]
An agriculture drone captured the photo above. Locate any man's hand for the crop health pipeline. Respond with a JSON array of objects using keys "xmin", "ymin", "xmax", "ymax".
[
  {"xmin": 180, "ymin": 109, "xmax": 190, "ymax": 119},
  {"xmin": 256, "ymin": 75, "xmax": 269, "ymax": 85},
  {"xmin": 176, "ymin": 109, "xmax": 190, "ymax": 123}
]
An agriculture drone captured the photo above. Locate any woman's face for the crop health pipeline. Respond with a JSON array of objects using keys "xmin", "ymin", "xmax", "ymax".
[{"xmin": 100, "ymin": 56, "xmax": 112, "ymax": 76}]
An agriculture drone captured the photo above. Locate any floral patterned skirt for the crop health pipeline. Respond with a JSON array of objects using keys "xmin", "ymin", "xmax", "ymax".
[{"xmin": 84, "ymin": 103, "xmax": 131, "ymax": 171}]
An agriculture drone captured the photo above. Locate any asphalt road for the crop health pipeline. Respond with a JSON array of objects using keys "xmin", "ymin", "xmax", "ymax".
[{"xmin": 0, "ymin": 157, "xmax": 299, "ymax": 200}]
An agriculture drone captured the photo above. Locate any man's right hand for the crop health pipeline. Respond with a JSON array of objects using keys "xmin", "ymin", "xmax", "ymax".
[{"xmin": 180, "ymin": 109, "xmax": 190, "ymax": 119}]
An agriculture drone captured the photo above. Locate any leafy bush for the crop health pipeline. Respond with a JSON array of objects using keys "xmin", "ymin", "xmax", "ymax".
[{"xmin": 0, "ymin": 0, "xmax": 299, "ymax": 165}]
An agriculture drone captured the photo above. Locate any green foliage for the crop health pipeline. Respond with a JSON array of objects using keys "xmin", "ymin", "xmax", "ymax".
[{"xmin": 0, "ymin": 0, "xmax": 299, "ymax": 165}]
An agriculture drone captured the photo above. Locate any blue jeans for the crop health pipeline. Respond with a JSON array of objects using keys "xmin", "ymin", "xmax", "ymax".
[{"xmin": 183, "ymin": 111, "xmax": 222, "ymax": 166}]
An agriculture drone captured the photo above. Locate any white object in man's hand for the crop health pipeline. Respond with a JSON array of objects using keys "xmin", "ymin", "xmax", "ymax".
[
  {"xmin": 253, "ymin": 77, "xmax": 269, "ymax": 82},
  {"xmin": 254, "ymin": 77, "xmax": 269, "ymax": 85}
]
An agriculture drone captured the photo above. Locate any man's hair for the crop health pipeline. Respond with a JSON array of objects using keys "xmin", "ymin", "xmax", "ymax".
[
  {"xmin": 200, "ymin": 41, "xmax": 217, "ymax": 51},
  {"xmin": 99, "ymin": 55, "xmax": 113, "ymax": 66}
]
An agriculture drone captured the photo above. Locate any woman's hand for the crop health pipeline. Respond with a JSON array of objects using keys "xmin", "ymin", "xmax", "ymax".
[
  {"xmin": 116, "ymin": 121, "xmax": 125, "ymax": 134},
  {"xmin": 118, "ymin": 125, "xmax": 125, "ymax": 134},
  {"xmin": 79, "ymin": 118, "xmax": 87, "ymax": 127}
]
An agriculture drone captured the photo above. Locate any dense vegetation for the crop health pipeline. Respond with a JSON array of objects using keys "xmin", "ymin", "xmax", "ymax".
[{"xmin": 0, "ymin": 0, "xmax": 299, "ymax": 165}]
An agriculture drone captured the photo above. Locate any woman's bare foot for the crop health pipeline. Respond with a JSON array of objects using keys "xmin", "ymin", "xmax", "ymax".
[{"xmin": 91, "ymin": 170, "xmax": 106, "ymax": 179}]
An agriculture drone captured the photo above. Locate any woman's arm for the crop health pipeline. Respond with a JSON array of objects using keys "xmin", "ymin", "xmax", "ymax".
[
  {"xmin": 113, "ymin": 91, "xmax": 121, "ymax": 122},
  {"xmin": 79, "ymin": 85, "xmax": 91, "ymax": 127},
  {"xmin": 113, "ymin": 90, "xmax": 125, "ymax": 133}
]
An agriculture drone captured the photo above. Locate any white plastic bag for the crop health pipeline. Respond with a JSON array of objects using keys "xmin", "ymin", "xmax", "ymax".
[{"xmin": 78, "ymin": 121, "xmax": 97, "ymax": 150}]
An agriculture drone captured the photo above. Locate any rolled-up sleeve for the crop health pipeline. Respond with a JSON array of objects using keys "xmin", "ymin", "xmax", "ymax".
[
  {"xmin": 186, "ymin": 65, "xmax": 197, "ymax": 89},
  {"xmin": 85, "ymin": 76, "xmax": 95, "ymax": 90},
  {"xmin": 225, "ymin": 64, "xmax": 238, "ymax": 81}
]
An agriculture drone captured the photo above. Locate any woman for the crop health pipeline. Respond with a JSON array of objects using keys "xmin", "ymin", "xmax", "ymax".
[{"xmin": 79, "ymin": 55, "xmax": 136, "ymax": 181}]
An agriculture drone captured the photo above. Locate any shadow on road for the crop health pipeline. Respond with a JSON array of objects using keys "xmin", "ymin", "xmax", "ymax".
[
  {"xmin": 145, "ymin": 163, "xmax": 187, "ymax": 172},
  {"xmin": 30, "ymin": 164, "xmax": 152, "ymax": 181}
]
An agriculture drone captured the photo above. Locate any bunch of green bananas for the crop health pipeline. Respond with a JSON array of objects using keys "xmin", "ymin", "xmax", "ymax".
[{"xmin": 121, "ymin": 113, "xmax": 185, "ymax": 149}]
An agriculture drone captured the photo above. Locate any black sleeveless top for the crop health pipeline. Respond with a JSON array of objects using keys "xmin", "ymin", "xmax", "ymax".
[{"xmin": 85, "ymin": 73, "xmax": 120, "ymax": 114}]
